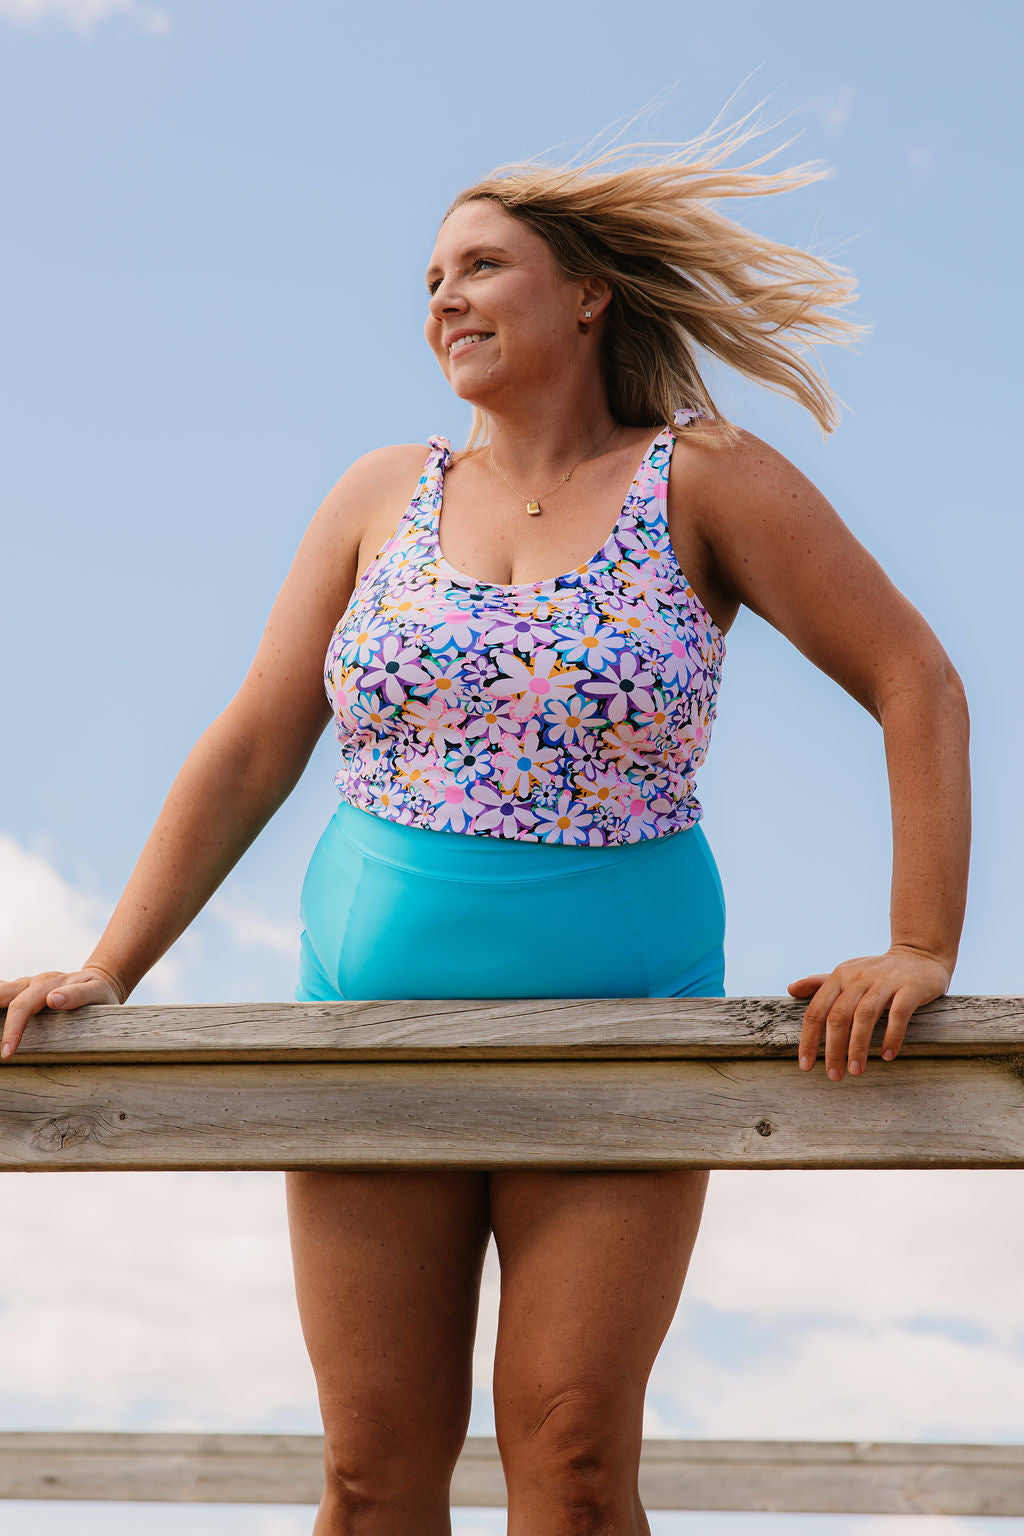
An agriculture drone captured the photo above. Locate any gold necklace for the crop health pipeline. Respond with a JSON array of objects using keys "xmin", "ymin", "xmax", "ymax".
[{"xmin": 488, "ymin": 447, "xmax": 585, "ymax": 516}]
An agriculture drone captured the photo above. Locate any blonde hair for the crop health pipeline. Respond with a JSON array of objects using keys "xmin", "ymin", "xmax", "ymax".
[{"xmin": 448, "ymin": 115, "xmax": 866, "ymax": 446}]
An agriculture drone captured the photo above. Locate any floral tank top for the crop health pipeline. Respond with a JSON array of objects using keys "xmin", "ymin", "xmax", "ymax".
[{"xmin": 323, "ymin": 416, "xmax": 726, "ymax": 845}]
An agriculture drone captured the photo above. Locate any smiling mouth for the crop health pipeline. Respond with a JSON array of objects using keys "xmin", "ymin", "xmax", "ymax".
[{"xmin": 448, "ymin": 333, "xmax": 494, "ymax": 359}]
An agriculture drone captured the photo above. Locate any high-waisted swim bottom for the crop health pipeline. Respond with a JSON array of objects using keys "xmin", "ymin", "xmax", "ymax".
[{"xmin": 295, "ymin": 802, "xmax": 726, "ymax": 1002}]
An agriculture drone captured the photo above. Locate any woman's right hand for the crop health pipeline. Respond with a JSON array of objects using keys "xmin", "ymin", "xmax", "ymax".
[{"xmin": 0, "ymin": 966, "xmax": 125, "ymax": 1061}]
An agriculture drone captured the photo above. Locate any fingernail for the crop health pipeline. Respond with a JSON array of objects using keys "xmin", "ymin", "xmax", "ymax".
[
  {"xmin": 828, "ymin": 1066, "xmax": 841, "ymax": 1082},
  {"xmin": 51, "ymin": 992, "xmax": 65, "ymax": 1006},
  {"xmin": 799, "ymin": 1055, "xmax": 810, "ymax": 1071},
  {"xmin": 1, "ymin": 1043, "xmax": 11, "ymax": 1060},
  {"xmin": 882, "ymin": 1049, "xmax": 894, "ymax": 1061},
  {"xmin": 849, "ymin": 1060, "xmax": 862, "ymax": 1076}
]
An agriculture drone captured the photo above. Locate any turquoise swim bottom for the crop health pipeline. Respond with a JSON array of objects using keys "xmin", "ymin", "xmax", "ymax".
[{"xmin": 295, "ymin": 801, "xmax": 726, "ymax": 1002}]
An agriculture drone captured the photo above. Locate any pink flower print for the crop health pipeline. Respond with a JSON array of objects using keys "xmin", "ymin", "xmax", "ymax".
[
  {"xmin": 620, "ymin": 794, "xmax": 666, "ymax": 840},
  {"xmin": 486, "ymin": 614, "xmax": 552, "ymax": 652},
  {"xmin": 326, "ymin": 664, "xmax": 363, "ymax": 720},
  {"xmin": 489, "ymin": 649, "xmax": 591, "ymax": 721},
  {"xmin": 543, "ymin": 696, "xmax": 603, "ymax": 746},
  {"xmin": 404, "ymin": 695, "xmax": 465, "ymax": 754},
  {"xmin": 448, "ymin": 742, "xmax": 494, "ymax": 784},
  {"xmin": 660, "ymin": 634, "xmax": 694, "ymax": 689},
  {"xmin": 339, "ymin": 615, "xmax": 392, "ymax": 667},
  {"xmin": 433, "ymin": 782, "xmax": 476, "ymax": 833},
  {"xmin": 554, "ymin": 618, "xmax": 625, "ymax": 669},
  {"xmin": 471, "ymin": 780, "xmax": 538, "ymax": 838},
  {"xmin": 430, "ymin": 608, "xmax": 492, "ymax": 650},
  {"xmin": 533, "ymin": 791, "xmax": 596, "ymax": 845},
  {"xmin": 358, "ymin": 633, "xmax": 433, "ymax": 705},
  {"xmin": 581, "ymin": 650, "xmax": 658, "ymax": 722},
  {"xmin": 494, "ymin": 727, "xmax": 558, "ymax": 796},
  {"xmin": 601, "ymin": 720, "xmax": 655, "ymax": 770},
  {"xmin": 677, "ymin": 713, "xmax": 712, "ymax": 764}
]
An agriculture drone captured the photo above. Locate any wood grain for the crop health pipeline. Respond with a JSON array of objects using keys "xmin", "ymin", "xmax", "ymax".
[
  {"xmin": 0, "ymin": 1055, "xmax": 1021, "ymax": 1170},
  {"xmin": 4, "ymin": 995, "xmax": 1023, "ymax": 1063},
  {"xmin": 0, "ymin": 1434, "xmax": 1021, "ymax": 1513}
]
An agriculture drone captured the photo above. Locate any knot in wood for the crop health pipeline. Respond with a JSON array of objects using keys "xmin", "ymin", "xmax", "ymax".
[
  {"xmin": 755, "ymin": 1119, "xmax": 774, "ymax": 1138},
  {"xmin": 32, "ymin": 1115, "xmax": 100, "ymax": 1153}
]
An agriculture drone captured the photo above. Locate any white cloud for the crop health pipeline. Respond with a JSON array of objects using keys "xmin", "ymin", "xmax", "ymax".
[
  {"xmin": 0, "ymin": 0, "xmax": 171, "ymax": 35},
  {"xmin": 0, "ymin": 1171, "xmax": 317, "ymax": 1428},
  {"xmin": 208, "ymin": 894, "xmax": 303, "ymax": 959},
  {"xmin": 0, "ymin": 833, "xmax": 183, "ymax": 999},
  {"xmin": 685, "ymin": 1170, "xmax": 1024, "ymax": 1344},
  {"xmin": 657, "ymin": 1321, "xmax": 1024, "ymax": 1441}
]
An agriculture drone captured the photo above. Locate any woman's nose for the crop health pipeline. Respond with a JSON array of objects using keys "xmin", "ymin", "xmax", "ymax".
[{"xmin": 428, "ymin": 280, "xmax": 468, "ymax": 321}]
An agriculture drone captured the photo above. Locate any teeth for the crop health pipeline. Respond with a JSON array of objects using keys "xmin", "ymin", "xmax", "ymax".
[{"xmin": 449, "ymin": 333, "xmax": 492, "ymax": 356}]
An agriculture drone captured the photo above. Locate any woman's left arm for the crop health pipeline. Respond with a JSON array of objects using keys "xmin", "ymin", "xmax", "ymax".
[{"xmin": 687, "ymin": 429, "xmax": 971, "ymax": 1081}]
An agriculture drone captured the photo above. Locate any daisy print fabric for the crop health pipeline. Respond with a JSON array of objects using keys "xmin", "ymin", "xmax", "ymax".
[{"xmin": 324, "ymin": 415, "xmax": 725, "ymax": 846}]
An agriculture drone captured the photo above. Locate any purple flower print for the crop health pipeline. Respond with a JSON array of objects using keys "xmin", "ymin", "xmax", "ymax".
[
  {"xmin": 472, "ymin": 780, "xmax": 538, "ymax": 838},
  {"xmin": 581, "ymin": 650, "xmax": 658, "ymax": 722},
  {"xmin": 359, "ymin": 633, "xmax": 433, "ymax": 705},
  {"xmin": 485, "ymin": 614, "xmax": 552, "ymax": 653}
]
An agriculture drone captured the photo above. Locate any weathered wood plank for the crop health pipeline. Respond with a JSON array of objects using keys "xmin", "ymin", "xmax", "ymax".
[
  {"xmin": 4, "ymin": 995, "xmax": 1023, "ymax": 1063},
  {"xmin": 0, "ymin": 1433, "xmax": 1021, "ymax": 1513},
  {"xmin": 0, "ymin": 1056, "xmax": 1021, "ymax": 1171}
]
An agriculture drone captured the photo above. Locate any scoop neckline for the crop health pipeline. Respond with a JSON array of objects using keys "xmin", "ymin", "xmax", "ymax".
[{"xmin": 429, "ymin": 426, "xmax": 673, "ymax": 594}]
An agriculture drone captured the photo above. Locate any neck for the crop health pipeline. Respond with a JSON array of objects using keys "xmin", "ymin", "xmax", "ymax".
[{"xmin": 479, "ymin": 375, "xmax": 623, "ymax": 482}]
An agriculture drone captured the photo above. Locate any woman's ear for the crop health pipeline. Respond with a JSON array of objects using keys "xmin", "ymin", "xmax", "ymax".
[{"xmin": 578, "ymin": 278, "xmax": 612, "ymax": 331}]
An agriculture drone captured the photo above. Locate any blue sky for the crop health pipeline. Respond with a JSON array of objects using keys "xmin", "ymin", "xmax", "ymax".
[{"xmin": 1, "ymin": 1, "xmax": 1022, "ymax": 1533}]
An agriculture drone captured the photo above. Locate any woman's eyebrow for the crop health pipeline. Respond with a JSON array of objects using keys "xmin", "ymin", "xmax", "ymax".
[{"xmin": 425, "ymin": 245, "xmax": 515, "ymax": 286}]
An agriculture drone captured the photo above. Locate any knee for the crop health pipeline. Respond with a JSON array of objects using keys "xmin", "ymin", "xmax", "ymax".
[
  {"xmin": 321, "ymin": 1407, "xmax": 458, "ymax": 1514},
  {"xmin": 497, "ymin": 1385, "xmax": 639, "ymax": 1528}
]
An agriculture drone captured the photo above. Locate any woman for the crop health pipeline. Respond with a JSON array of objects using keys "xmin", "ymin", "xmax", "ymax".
[{"xmin": 0, "ymin": 126, "xmax": 970, "ymax": 1535}]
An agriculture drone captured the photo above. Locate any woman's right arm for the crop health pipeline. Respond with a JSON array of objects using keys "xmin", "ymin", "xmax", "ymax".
[{"xmin": 0, "ymin": 444, "xmax": 427, "ymax": 1059}]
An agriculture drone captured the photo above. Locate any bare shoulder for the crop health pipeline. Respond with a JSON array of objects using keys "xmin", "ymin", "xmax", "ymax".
[
  {"xmin": 317, "ymin": 442, "xmax": 432, "ymax": 527},
  {"xmin": 671, "ymin": 423, "xmax": 823, "ymax": 525}
]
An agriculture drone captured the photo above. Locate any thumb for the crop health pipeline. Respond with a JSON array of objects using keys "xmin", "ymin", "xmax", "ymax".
[
  {"xmin": 46, "ymin": 975, "xmax": 121, "ymax": 1009},
  {"xmin": 788, "ymin": 973, "xmax": 828, "ymax": 998}
]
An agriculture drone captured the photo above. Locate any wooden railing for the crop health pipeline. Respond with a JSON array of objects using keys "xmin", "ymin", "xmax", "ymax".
[{"xmin": 1, "ymin": 995, "xmax": 1022, "ymax": 1511}]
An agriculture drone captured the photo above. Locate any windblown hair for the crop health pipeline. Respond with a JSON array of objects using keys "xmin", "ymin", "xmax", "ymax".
[{"xmin": 448, "ymin": 114, "xmax": 865, "ymax": 446}]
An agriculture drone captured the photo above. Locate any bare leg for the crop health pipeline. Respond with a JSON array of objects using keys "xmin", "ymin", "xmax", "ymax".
[
  {"xmin": 286, "ymin": 1170, "xmax": 490, "ymax": 1535},
  {"xmin": 490, "ymin": 1168, "xmax": 709, "ymax": 1536}
]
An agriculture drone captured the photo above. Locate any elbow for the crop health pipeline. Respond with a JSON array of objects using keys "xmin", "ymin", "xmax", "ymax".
[{"xmin": 876, "ymin": 649, "xmax": 970, "ymax": 739}]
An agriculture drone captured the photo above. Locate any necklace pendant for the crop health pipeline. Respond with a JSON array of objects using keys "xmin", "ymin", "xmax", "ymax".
[{"xmin": 526, "ymin": 499, "xmax": 542, "ymax": 516}]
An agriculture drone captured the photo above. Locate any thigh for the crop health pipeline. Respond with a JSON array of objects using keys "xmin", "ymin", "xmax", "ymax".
[
  {"xmin": 286, "ymin": 1170, "xmax": 490, "ymax": 1454},
  {"xmin": 489, "ymin": 1169, "xmax": 709, "ymax": 1437}
]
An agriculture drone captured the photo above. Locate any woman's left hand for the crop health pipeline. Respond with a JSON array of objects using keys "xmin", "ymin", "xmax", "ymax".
[{"xmin": 788, "ymin": 946, "xmax": 953, "ymax": 1080}]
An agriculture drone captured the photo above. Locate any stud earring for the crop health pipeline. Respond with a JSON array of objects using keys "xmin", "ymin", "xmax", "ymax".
[{"xmin": 584, "ymin": 310, "xmax": 593, "ymax": 319}]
